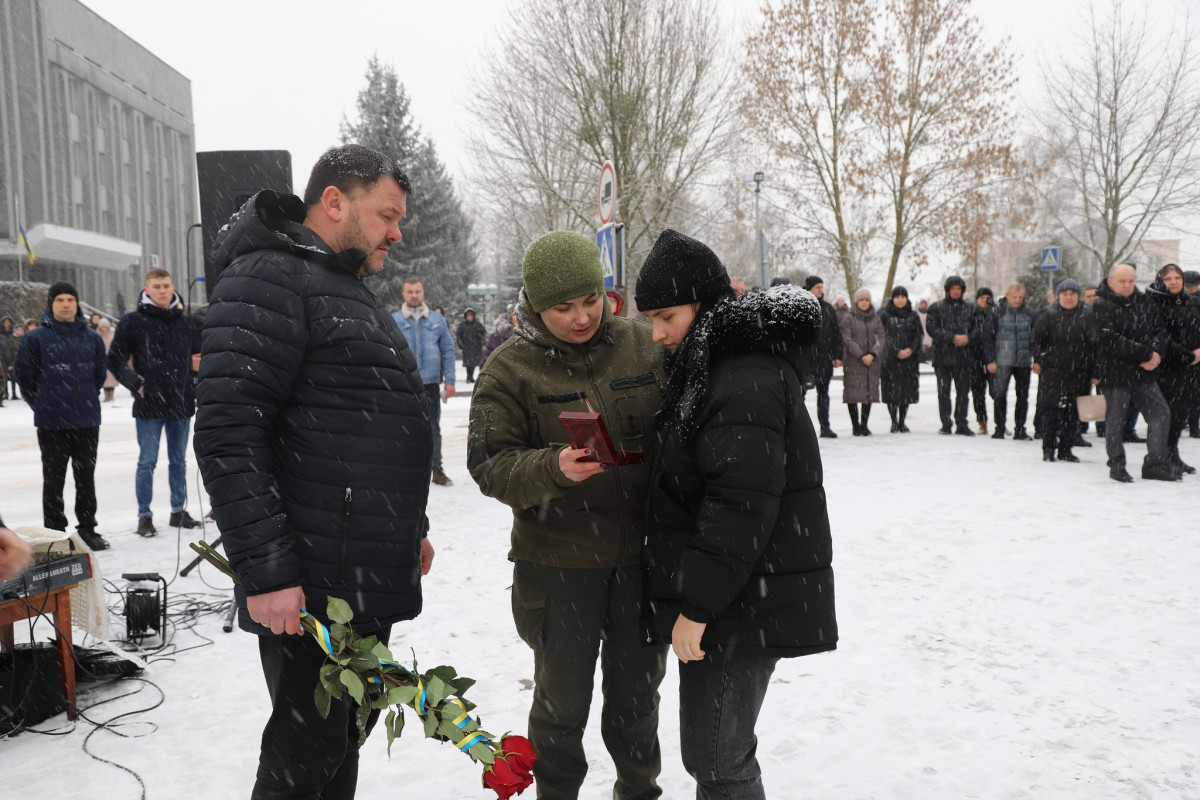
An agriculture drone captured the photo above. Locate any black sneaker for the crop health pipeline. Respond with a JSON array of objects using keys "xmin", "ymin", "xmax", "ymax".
[
  {"xmin": 955, "ymin": 426, "xmax": 976, "ymax": 436},
  {"xmin": 169, "ymin": 510, "xmax": 202, "ymax": 529},
  {"xmin": 819, "ymin": 428, "xmax": 838, "ymax": 439},
  {"xmin": 78, "ymin": 529, "xmax": 110, "ymax": 551},
  {"xmin": 939, "ymin": 425, "xmax": 953, "ymax": 435},
  {"xmin": 991, "ymin": 428, "xmax": 1006, "ymax": 439},
  {"xmin": 136, "ymin": 515, "xmax": 157, "ymax": 537},
  {"xmin": 1109, "ymin": 467, "xmax": 1134, "ymax": 483}
]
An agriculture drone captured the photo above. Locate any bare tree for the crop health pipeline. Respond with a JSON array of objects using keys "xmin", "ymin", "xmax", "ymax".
[
  {"xmin": 869, "ymin": 0, "xmax": 1027, "ymax": 294},
  {"xmin": 743, "ymin": 0, "xmax": 878, "ymax": 292},
  {"xmin": 1041, "ymin": 0, "xmax": 1200, "ymax": 275},
  {"xmin": 467, "ymin": 0, "xmax": 740, "ymax": 282}
]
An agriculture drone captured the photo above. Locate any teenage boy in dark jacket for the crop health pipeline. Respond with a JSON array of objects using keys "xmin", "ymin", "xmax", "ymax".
[
  {"xmin": 195, "ymin": 144, "xmax": 435, "ymax": 800},
  {"xmin": 109, "ymin": 268, "xmax": 202, "ymax": 536},
  {"xmin": 15, "ymin": 282, "xmax": 109, "ymax": 550}
]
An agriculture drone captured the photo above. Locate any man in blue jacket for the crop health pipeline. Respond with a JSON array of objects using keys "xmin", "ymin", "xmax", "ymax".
[
  {"xmin": 393, "ymin": 278, "xmax": 456, "ymax": 485},
  {"xmin": 15, "ymin": 282, "xmax": 109, "ymax": 550},
  {"xmin": 109, "ymin": 268, "xmax": 203, "ymax": 537}
]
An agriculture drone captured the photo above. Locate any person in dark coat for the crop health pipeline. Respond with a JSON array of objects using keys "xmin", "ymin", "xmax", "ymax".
[
  {"xmin": 109, "ymin": 268, "xmax": 202, "ymax": 535},
  {"xmin": 479, "ymin": 313, "xmax": 514, "ymax": 368},
  {"xmin": 840, "ymin": 287, "xmax": 884, "ymax": 435},
  {"xmin": 802, "ymin": 275, "xmax": 844, "ymax": 438},
  {"xmin": 969, "ymin": 287, "xmax": 994, "ymax": 433},
  {"xmin": 1092, "ymin": 263, "xmax": 1175, "ymax": 482},
  {"xmin": 455, "ymin": 307, "xmax": 487, "ymax": 382},
  {"xmin": 14, "ymin": 282, "xmax": 109, "ymax": 550},
  {"xmin": 879, "ymin": 286, "xmax": 922, "ymax": 432},
  {"xmin": 1031, "ymin": 279, "xmax": 1094, "ymax": 463},
  {"xmin": 1186, "ymin": 271, "xmax": 1200, "ymax": 438},
  {"xmin": 925, "ymin": 275, "xmax": 978, "ymax": 434},
  {"xmin": 636, "ymin": 232, "xmax": 836, "ymax": 800},
  {"xmin": 0, "ymin": 315, "xmax": 14, "ymax": 404},
  {"xmin": 983, "ymin": 284, "xmax": 1035, "ymax": 440},
  {"xmin": 194, "ymin": 145, "xmax": 435, "ymax": 800},
  {"xmin": 1145, "ymin": 263, "xmax": 1200, "ymax": 473}
]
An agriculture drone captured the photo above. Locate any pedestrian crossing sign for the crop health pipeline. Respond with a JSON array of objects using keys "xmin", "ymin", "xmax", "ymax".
[{"xmin": 1041, "ymin": 246, "xmax": 1061, "ymax": 271}]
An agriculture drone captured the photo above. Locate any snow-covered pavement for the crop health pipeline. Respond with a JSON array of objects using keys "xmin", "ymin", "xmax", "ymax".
[{"xmin": 2, "ymin": 369, "xmax": 1197, "ymax": 799}]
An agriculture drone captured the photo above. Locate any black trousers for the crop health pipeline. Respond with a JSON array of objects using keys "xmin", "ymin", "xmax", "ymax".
[
  {"xmin": 253, "ymin": 626, "xmax": 390, "ymax": 800},
  {"xmin": 1160, "ymin": 375, "xmax": 1198, "ymax": 454},
  {"xmin": 37, "ymin": 427, "xmax": 99, "ymax": 533},
  {"xmin": 1042, "ymin": 401, "xmax": 1080, "ymax": 456},
  {"xmin": 969, "ymin": 362, "xmax": 991, "ymax": 422},
  {"xmin": 934, "ymin": 364, "xmax": 971, "ymax": 428},
  {"xmin": 1103, "ymin": 383, "xmax": 1170, "ymax": 470},
  {"xmin": 993, "ymin": 366, "xmax": 1031, "ymax": 430}
]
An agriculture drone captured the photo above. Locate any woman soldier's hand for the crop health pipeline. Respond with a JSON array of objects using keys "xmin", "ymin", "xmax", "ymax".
[{"xmin": 558, "ymin": 447, "xmax": 608, "ymax": 482}]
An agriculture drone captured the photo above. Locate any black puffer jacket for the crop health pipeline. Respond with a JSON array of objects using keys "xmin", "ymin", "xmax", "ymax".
[
  {"xmin": 1091, "ymin": 281, "xmax": 1166, "ymax": 389},
  {"xmin": 809, "ymin": 298, "xmax": 844, "ymax": 381},
  {"xmin": 195, "ymin": 190, "xmax": 432, "ymax": 633},
  {"xmin": 879, "ymin": 302, "xmax": 923, "ymax": 404},
  {"xmin": 643, "ymin": 286, "xmax": 837, "ymax": 659},
  {"xmin": 109, "ymin": 290, "xmax": 200, "ymax": 419},
  {"xmin": 1145, "ymin": 277, "xmax": 1200, "ymax": 389},
  {"xmin": 925, "ymin": 277, "xmax": 977, "ymax": 369},
  {"xmin": 1031, "ymin": 303, "xmax": 1094, "ymax": 407}
]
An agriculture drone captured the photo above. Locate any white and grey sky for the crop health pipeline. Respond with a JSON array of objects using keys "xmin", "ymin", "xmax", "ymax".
[{"xmin": 76, "ymin": 0, "xmax": 1200, "ymax": 269}]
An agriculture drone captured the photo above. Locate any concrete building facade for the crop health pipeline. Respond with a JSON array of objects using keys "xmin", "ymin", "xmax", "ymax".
[{"xmin": 0, "ymin": 0, "xmax": 197, "ymax": 318}]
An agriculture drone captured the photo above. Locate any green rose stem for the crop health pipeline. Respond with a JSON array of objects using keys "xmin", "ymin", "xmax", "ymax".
[{"xmin": 187, "ymin": 540, "xmax": 505, "ymax": 765}]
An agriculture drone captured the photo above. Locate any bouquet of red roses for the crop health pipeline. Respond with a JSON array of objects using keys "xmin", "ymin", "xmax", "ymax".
[{"xmin": 190, "ymin": 540, "xmax": 535, "ymax": 797}]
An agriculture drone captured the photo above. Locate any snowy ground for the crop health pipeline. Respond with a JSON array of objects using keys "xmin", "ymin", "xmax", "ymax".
[{"xmin": 1, "ymin": 366, "xmax": 1197, "ymax": 799}]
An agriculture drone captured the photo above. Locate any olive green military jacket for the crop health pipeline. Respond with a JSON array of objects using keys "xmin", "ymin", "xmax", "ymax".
[{"xmin": 467, "ymin": 293, "xmax": 663, "ymax": 568}]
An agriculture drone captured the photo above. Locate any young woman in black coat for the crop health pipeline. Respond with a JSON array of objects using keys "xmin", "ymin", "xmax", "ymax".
[
  {"xmin": 635, "ymin": 230, "xmax": 837, "ymax": 800},
  {"xmin": 1146, "ymin": 263, "xmax": 1200, "ymax": 473},
  {"xmin": 1031, "ymin": 279, "xmax": 1094, "ymax": 462},
  {"xmin": 879, "ymin": 286, "xmax": 923, "ymax": 432}
]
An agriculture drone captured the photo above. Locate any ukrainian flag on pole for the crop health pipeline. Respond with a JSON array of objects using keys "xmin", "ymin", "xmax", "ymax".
[{"xmin": 17, "ymin": 223, "xmax": 34, "ymax": 265}]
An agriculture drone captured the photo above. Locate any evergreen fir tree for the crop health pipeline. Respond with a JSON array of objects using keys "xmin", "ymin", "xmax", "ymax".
[{"xmin": 341, "ymin": 56, "xmax": 476, "ymax": 311}]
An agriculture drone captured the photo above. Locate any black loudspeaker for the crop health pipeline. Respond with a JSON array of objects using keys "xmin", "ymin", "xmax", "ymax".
[
  {"xmin": 0, "ymin": 643, "xmax": 67, "ymax": 735},
  {"xmin": 196, "ymin": 150, "xmax": 293, "ymax": 298}
]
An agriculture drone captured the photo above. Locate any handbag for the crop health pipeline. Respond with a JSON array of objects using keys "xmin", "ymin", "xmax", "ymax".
[{"xmin": 1076, "ymin": 393, "xmax": 1106, "ymax": 422}]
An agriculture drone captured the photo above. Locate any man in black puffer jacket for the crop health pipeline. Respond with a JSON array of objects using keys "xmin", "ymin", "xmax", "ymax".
[
  {"xmin": 194, "ymin": 145, "xmax": 434, "ymax": 799},
  {"xmin": 925, "ymin": 275, "xmax": 979, "ymax": 434},
  {"xmin": 1092, "ymin": 263, "xmax": 1174, "ymax": 482},
  {"xmin": 802, "ymin": 275, "xmax": 844, "ymax": 438}
]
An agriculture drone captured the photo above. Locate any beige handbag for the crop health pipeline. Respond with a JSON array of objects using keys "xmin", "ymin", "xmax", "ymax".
[{"xmin": 1076, "ymin": 394, "xmax": 1107, "ymax": 422}]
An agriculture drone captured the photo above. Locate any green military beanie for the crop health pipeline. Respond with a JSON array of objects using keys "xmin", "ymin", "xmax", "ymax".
[{"xmin": 522, "ymin": 231, "xmax": 605, "ymax": 313}]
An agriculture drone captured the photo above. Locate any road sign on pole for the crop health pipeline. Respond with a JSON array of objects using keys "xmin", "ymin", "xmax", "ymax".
[
  {"xmin": 596, "ymin": 224, "xmax": 616, "ymax": 288},
  {"xmin": 598, "ymin": 161, "xmax": 616, "ymax": 225},
  {"xmin": 1041, "ymin": 246, "xmax": 1061, "ymax": 271}
]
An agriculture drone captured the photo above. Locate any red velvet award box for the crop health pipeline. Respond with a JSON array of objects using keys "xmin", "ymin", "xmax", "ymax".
[{"xmin": 558, "ymin": 411, "xmax": 645, "ymax": 466}]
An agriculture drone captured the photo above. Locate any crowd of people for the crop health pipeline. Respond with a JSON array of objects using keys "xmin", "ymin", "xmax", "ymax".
[{"xmin": 802, "ymin": 267, "xmax": 1200, "ymax": 483}]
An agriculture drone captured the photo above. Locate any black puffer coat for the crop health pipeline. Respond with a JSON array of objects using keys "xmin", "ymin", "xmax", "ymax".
[
  {"xmin": 925, "ymin": 277, "xmax": 977, "ymax": 369},
  {"xmin": 109, "ymin": 291, "xmax": 200, "ymax": 419},
  {"xmin": 1145, "ymin": 277, "xmax": 1200, "ymax": 394},
  {"xmin": 879, "ymin": 302, "xmax": 923, "ymax": 404},
  {"xmin": 643, "ymin": 286, "xmax": 837, "ymax": 659},
  {"xmin": 1091, "ymin": 281, "xmax": 1166, "ymax": 389},
  {"xmin": 1031, "ymin": 303, "xmax": 1094, "ymax": 408},
  {"xmin": 195, "ymin": 190, "xmax": 432, "ymax": 633},
  {"xmin": 14, "ymin": 308, "xmax": 106, "ymax": 430},
  {"xmin": 456, "ymin": 309, "xmax": 487, "ymax": 368}
]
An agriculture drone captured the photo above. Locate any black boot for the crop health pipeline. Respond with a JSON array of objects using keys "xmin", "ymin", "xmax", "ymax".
[
  {"xmin": 848, "ymin": 404, "xmax": 862, "ymax": 436},
  {"xmin": 860, "ymin": 404, "xmax": 872, "ymax": 436},
  {"xmin": 888, "ymin": 404, "xmax": 899, "ymax": 433},
  {"xmin": 1057, "ymin": 450, "xmax": 1080, "ymax": 462},
  {"xmin": 1013, "ymin": 427, "xmax": 1031, "ymax": 441},
  {"xmin": 898, "ymin": 405, "xmax": 910, "ymax": 433},
  {"xmin": 1043, "ymin": 451, "xmax": 1055, "ymax": 462}
]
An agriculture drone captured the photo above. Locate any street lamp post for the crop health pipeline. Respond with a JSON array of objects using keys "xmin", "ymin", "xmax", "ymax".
[{"xmin": 743, "ymin": 171, "xmax": 771, "ymax": 288}]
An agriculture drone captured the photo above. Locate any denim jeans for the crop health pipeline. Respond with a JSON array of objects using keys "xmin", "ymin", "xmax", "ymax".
[
  {"xmin": 135, "ymin": 417, "xmax": 190, "ymax": 515},
  {"xmin": 424, "ymin": 384, "xmax": 443, "ymax": 470},
  {"xmin": 679, "ymin": 654, "xmax": 780, "ymax": 800}
]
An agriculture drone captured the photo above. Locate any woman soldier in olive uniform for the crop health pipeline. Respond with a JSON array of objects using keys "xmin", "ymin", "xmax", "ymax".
[{"xmin": 467, "ymin": 231, "xmax": 668, "ymax": 800}]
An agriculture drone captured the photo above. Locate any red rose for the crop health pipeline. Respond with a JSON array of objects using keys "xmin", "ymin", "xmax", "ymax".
[{"xmin": 482, "ymin": 735, "xmax": 536, "ymax": 799}]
